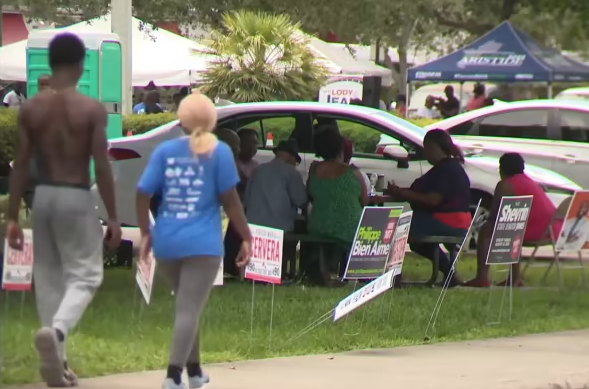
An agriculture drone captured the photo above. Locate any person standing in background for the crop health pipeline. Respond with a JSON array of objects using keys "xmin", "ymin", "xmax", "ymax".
[
  {"xmin": 435, "ymin": 86, "xmax": 460, "ymax": 118},
  {"xmin": 416, "ymin": 96, "xmax": 441, "ymax": 119},
  {"xmin": 3, "ymin": 82, "xmax": 26, "ymax": 110},
  {"xmin": 133, "ymin": 90, "xmax": 164, "ymax": 114},
  {"xmin": 394, "ymin": 94, "xmax": 407, "ymax": 117},
  {"xmin": 173, "ymin": 87, "xmax": 189, "ymax": 111},
  {"xmin": 466, "ymin": 83, "xmax": 487, "ymax": 112}
]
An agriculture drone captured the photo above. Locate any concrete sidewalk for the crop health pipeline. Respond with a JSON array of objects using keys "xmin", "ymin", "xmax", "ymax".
[{"xmin": 11, "ymin": 330, "xmax": 589, "ymax": 389}]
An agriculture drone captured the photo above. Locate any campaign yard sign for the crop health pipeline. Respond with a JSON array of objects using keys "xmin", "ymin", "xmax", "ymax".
[
  {"xmin": 244, "ymin": 224, "xmax": 284, "ymax": 284},
  {"xmin": 136, "ymin": 212, "xmax": 157, "ymax": 304},
  {"xmin": 385, "ymin": 211, "xmax": 413, "ymax": 273},
  {"xmin": 333, "ymin": 268, "xmax": 397, "ymax": 321},
  {"xmin": 485, "ymin": 195, "xmax": 533, "ymax": 265},
  {"xmin": 318, "ymin": 75, "xmax": 363, "ymax": 104},
  {"xmin": 343, "ymin": 206, "xmax": 403, "ymax": 280},
  {"xmin": 2, "ymin": 229, "xmax": 34, "ymax": 291},
  {"xmin": 555, "ymin": 190, "xmax": 589, "ymax": 253}
]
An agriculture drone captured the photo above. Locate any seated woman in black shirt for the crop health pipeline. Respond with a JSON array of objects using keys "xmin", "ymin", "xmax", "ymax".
[{"xmin": 385, "ymin": 129, "xmax": 471, "ymax": 286}]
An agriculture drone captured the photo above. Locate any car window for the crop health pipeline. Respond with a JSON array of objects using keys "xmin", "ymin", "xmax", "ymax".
[
  {"xmin": 478, "ymin": 109, "xmax": 549, "ymax": 139},
  {"xmin": 221, "ymin": 113, "xmax": 313, "ymax": 151},
  {"xmin": 447, "ymin": 120, "xmax": 476, "ymax": 135},
  {"xmin": 313, "ymin": 115, "xmax": 418, "ymax": 158},
  {"xmin": 238, "ymin": 117, "xmax": 296, "ymax": 147},
  {"xmin": 560, "ymin": 109, "xmax": 589, "ymax": 143}
]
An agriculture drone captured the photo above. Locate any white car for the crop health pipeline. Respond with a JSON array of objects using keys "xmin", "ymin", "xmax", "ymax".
[
  {"xmin": 556, "ymin": 87, "xmax": 589, "ymax": 102},
  {"xmin": 378, "ymin": 99, "xmax": 589, "ymax": 189},
  {"xmin": 93, "ymin": 102, "xmax": 579, "ymax": 245}
]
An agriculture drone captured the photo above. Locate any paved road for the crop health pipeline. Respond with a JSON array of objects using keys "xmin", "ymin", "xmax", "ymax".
[
  {"xmin": 119, "ymin": 227, "xmax": 582, "ymax": 260},
  {"xmin": 10, "ymin": 330, "xmax": 589, "ymax": 389}
]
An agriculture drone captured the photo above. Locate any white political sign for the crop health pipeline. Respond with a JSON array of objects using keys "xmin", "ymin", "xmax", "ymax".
[{"xmin": 333, "ymin": 268, "xmax": 398, "ymax": 321}]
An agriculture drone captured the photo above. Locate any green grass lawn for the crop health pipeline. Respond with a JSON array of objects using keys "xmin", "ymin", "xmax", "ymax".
[{"xmin": 2, "ymin": 254, "xmax": 589, "ymax": 385}]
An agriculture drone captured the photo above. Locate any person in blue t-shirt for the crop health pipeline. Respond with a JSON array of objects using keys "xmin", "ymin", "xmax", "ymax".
[
  {"xmin": 135, "ymin": 92, "xmax": 252, "ymax": 389},
  {"xmin": 133, "ymin": 90, "xmax": 165, "ymax": 114}
]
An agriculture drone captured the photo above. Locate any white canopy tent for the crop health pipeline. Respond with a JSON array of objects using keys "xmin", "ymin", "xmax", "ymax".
[
  {"xmin": 0, "ymin": 14, "xmax": 211, "ymax": 86},
  {"xmin": 0, "ymin": 13, "xmax": 394, "ymax": 86},
  {"xmin": 308, "ymin": 38, "xmax": 393, "ymax": 86}
]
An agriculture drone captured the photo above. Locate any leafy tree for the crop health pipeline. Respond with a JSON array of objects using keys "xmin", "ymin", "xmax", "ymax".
[
  {"xmin": 196, "ymin": 10, "xmax": 328, "ymax": 102},
  {"xmin": 1, "ymin": 0, "xmax": 212, "ymax": 27},
  {"xmin": 284, "ymin": 0, "xmax": 461, "ymax": 88},
  {"xmin": 429, "ymin": 0, "xmax": 589, "ymax": 51}
]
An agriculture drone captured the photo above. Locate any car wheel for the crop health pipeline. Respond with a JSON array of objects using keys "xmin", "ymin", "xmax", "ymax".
[{"xmin": 466, "ymin": 192, "xmax": 492, "ymax": 253}]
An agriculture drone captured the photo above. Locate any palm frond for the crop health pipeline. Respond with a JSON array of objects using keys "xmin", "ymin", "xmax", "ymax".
[{"xmin": 195, "ymin": 10, "xmax": 328, "ymax": 103}]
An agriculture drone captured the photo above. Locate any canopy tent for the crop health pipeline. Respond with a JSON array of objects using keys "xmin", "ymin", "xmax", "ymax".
[
  {"xmin": 0, "ymin": 13, "xmax": 211, "ymax": 86},
  {"xmin": 0, "ymin": 13, "xmax": 392, "ymax": 86},
  {"xmin": 308, "ymin": 38, "xmax": 393, "ymax": 86},
  {"xmin": 407, "ymin": 21, "xmax": 589, "ymax": 84}
]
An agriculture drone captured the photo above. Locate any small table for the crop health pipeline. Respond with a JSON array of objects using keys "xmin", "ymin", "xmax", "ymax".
[{"xmin": 368, "ymin": 194, "xmax": 394, "ymax": 206}]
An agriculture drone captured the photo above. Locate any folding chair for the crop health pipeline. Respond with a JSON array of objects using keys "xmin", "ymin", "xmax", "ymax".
[{"xmin": 521, "ymin": 196, "xmax": 588, "ymax": 290}]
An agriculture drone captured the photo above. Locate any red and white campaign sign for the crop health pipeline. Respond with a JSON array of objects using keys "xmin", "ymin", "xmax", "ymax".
[
  {"xmin": 2, "ymin": 229, "xmax": 34, "ymax": 291},
  {"xmin": 244, "ymin": 224, "xmax": 284, "ymax": 284}
]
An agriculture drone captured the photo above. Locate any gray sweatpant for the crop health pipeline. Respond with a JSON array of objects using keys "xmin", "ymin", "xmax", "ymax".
[
  {"xmin": 32, "ymin": 185, "xmax": 104, "ymax": 358},
  {"xmin": 158, "ymin": 256, "xmax": 220, "ymax": 367}
]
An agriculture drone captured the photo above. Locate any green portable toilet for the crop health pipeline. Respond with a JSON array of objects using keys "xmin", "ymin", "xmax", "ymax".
[{"xmin": 26, "ymin": 30, "xmax": 123, "ymax": 140}]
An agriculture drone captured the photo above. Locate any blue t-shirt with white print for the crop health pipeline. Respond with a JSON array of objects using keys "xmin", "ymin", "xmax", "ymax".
[{"xmin": 137, "ymin": 137, "xmax": 239, "ymax": 260}]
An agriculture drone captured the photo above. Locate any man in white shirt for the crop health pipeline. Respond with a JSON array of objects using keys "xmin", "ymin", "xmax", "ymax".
[
  {"xmin": 2, "ymin": 82, "xmax": 26, "ymax": 110},
  {"xmin": 415, "ymin": 96, "xmax": 440, "ymax": 119}
]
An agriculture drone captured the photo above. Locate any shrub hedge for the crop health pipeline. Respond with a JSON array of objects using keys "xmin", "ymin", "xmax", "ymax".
[{"xmin": 0, "ymin": 108, "xmax": 438, "ymax": 176}]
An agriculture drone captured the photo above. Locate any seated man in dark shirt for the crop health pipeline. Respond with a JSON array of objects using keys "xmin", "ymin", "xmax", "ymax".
[
  {"xmin": 435, "ymin": 85, "xmax": 460, "ymax": 118},
  {"xmin": 385, "ymin": 129, "xmax": 471, "ymax": 286}
]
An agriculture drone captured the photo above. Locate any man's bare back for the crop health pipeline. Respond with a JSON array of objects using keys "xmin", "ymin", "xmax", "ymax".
[{"xmin": 21, "ymin": 90, "xmax": 108, "ymax": 187}]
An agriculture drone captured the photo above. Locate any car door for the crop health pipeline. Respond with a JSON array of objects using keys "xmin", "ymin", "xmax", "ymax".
[
  {"xmin": 450, "ymin": 108, "xmax": 558, "ymax": 173},
  {"xmin": 310, "ymin": 113, "xmax": 425, "ymax": 189},
  {"xmin": 552, "ymin": 108, "xmax": 589, "ymax": 188}
]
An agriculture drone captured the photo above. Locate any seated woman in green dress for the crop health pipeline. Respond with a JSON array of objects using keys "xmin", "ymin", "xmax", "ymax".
[{"xmin": 306, "ymin": 126, "xmax": 368, "ymax": 284}]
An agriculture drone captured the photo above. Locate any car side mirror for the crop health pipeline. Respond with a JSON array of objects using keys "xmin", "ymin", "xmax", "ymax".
[
  {"xmin": 383, "ymin": 145, "xmax": 409, "ymax": 160},
  {"xmin": 383, "ymin": 145, "xmax": 409, "ymax": 169}
]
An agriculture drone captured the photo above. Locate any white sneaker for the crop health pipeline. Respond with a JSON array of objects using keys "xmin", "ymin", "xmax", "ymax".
[
  {"xmin": 188, "ymin": 373, "xmax": 209, "ymax": 389},
  {"xmin": 162, "ymin": 378, "xmax": 186, "ymax": 389}
]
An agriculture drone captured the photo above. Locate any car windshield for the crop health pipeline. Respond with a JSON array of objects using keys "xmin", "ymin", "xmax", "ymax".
[{"xmin": 372, "ymin": 111, "xmax": 426, "ymax": 138}]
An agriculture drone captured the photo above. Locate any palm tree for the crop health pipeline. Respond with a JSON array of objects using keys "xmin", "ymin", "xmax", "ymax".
[{"xmin": 196, "ymin": 10, "xmax": 328, "ymax": 102}]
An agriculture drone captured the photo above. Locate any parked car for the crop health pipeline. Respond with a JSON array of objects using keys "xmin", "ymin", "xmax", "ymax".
[
  {"xmin": 555, "ymin": 87, "xmax": 589, "ymax": 102},
  {"xmin": 92, "ymin": 102, "xmax": 579, "ymax": 252},
  {"xmin": 377, "ymin": 99, "xmax": 589, "ymax": 189}
]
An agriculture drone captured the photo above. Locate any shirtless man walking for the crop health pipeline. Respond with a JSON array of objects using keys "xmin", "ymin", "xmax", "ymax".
[{"xmin": 5, "ymin": 32, "xmax": 121, "ymax": 387}]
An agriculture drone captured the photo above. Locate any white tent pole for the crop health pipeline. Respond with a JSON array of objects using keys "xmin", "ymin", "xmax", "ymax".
[{"xmin": 111, "ymin": 0, "xmax": 133, "ymax": 115}]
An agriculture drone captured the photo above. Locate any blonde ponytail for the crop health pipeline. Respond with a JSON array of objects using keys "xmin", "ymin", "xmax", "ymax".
[
  {"xmin": 177, "ymin": 91, "xmax": 218, "ymax": 155},
  {"xmin": 189, "ymin": 127, "xmax": 218, "ymax": 155}
]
